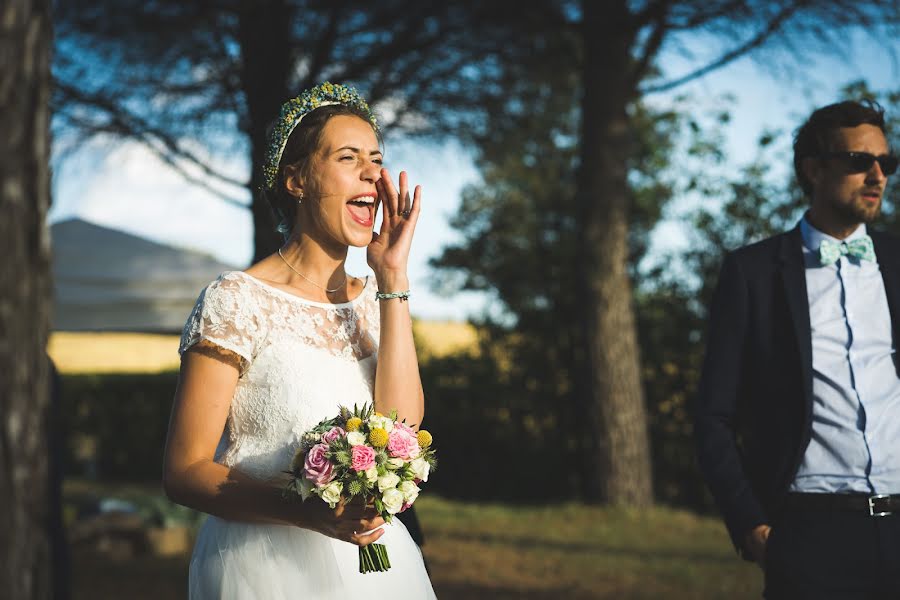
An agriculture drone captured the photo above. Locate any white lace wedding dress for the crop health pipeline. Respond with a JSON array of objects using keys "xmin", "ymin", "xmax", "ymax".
[{"xmin": 179, "ymin": 271, "xmax": 436, "ymax": 599}]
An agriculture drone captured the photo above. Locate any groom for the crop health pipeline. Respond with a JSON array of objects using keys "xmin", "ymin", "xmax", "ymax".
[{"xmin": 694, "ymin": 99, "xmax": 900, "ymax": 598}]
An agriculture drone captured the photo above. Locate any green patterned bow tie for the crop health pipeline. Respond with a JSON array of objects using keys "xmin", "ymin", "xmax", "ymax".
[{"xmin": 818, "ymin": 235, "xmax": 876, "ymax": 266}]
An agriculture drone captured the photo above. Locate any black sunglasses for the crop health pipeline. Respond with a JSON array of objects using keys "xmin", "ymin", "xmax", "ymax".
[{"xmin": 819, "ymin": 151, "xmax": 898, "ymax": 176}]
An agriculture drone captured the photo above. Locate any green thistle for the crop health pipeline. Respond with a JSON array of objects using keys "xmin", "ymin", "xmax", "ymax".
[
  {"xmin": 347, "ymin": 479, "xmax": 363, "ymax": 496},
  {"xmin": 334, "ymin": 450, "xmax": 351, "ymax": 466}
]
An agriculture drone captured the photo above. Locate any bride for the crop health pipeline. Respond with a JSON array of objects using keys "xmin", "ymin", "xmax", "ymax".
[{"xmin": 163, "ymin": 83, "xmax": 436, "ymax": 599}]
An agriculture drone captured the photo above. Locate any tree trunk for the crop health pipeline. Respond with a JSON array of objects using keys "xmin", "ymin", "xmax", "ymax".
[
  {"xmin": 237, "ymin": 0, "xmax": 295, "ymax": 264},
  {"xmin": 576, "ymin": 0, "xmax": 653, "ymax": 505},
  {"xmin": 0, "ymin": 0, "xmax": 55, "ymax": 597}
]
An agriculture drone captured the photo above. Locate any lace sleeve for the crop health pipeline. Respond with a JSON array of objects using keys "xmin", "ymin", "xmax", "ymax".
[{"xmin": 179, "ymin": 273, "xmax": 266, "ymax": 370}]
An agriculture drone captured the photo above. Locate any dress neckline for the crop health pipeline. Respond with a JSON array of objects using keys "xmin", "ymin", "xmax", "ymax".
[{"xmin": 228, "ymin": 271, "xmax": 370, "ymax": 309}]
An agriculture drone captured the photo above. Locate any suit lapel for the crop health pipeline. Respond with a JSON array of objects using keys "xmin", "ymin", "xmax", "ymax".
[
  {"xmin": 871, "ymin": 230, "xmax": 900, "ymax": 373},
  {"xmin": 778, "ymin": 226, "xmax": 813, "ymax": 408}
]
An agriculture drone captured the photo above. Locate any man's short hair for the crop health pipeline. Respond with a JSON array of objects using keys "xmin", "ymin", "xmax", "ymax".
[{"xmin": 793, "ymin": 99, "xmax": 887, "ymax": 195}]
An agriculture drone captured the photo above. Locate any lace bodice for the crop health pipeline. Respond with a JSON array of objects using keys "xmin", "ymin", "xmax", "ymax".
[{"xmin": 179, "ymin": 271, "xmax": 380, "ymax": 480}]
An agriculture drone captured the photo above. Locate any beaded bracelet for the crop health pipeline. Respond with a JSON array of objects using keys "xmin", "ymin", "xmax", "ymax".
[{"xmin": 375, "ymin": 290, "xmax": 411, "ymax": 301}]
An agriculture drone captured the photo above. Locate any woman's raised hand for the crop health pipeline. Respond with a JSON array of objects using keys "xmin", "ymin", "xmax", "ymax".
[{"xmin": 368, "ymin": 168, "xmax": 420, "ymax": 287}]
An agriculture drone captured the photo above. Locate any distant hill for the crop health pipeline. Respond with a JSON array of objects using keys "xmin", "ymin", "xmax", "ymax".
[{"xmin": 52, "ymin": 218, "xmax": 237, "ymax": 332}]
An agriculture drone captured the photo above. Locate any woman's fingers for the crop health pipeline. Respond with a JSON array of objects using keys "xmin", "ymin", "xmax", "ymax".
[
  {"xmin": 360, "ymin": 514, "xmax": 385, "ymax": 530},
  {"xmin": 352, "ymin": 526, "xmax": 385, "ymax": 547},
  {"xmin": 379, "ymin": 169, "xmax": 417, "ymax": 218},
  {"xmin": 409, "ymin": 184, "xmax": 422, "ymax": 222},
  {"xmin": 374, "ymin": 169, "xmax": 420, "ymax": 235},
  {"xmin": 380, "ymin": 168, "xmax": 398, "ymax": 217},
  {"xmin": 398, "ymin": 171, "xmax": 410, "ymax": 216}
]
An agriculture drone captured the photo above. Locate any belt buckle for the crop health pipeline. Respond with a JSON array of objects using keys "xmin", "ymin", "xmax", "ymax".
[{"xmin": 868, "ymin": 494, "xmax": 892, "ymax": 517}]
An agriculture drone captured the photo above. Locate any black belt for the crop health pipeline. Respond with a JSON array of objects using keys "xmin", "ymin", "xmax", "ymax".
[{"xmin": 785, "ymin": 492, "xmax": 900, "ymax": 517}]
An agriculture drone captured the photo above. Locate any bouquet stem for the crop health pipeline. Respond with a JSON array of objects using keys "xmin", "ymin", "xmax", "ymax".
[{"xmin": 359, "ymin": 543, "xmax": 391, "ymax": 573}]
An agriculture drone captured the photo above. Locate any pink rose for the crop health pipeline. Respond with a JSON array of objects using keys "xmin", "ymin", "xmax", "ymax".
[
  {"xmin": 350, "ymin": 445, "xmax": 376, "ymax": 472},
  {"xmin": 322, "ymin": 426, "xmax": 346, "ymax": 445},
  {"xmin": 387, "ymin": 426, "xmax": 420, "ymax": 460},
  {"xmin": 304, "ymin": 443, "xmax": 334, "ymax": 485},
  {"xmin": 394, "ymin": 422, "xmax": 416, "ymax": 435}
]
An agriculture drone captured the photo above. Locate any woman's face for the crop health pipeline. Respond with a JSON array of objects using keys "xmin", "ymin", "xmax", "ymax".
[{"xmin": 293, "ymin": 114, "xmax": 383, "ymax": 249}]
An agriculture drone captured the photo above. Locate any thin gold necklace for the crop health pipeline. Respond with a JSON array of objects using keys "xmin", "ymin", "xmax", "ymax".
[{"xmin": 277, "ymin": 248, "xmax": 347, "ymax": 293}]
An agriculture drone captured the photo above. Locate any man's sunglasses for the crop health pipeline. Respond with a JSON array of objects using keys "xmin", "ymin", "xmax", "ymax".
[{"xmin": 819, "ymin": 151, "xmax": 898, "ymax": 176}]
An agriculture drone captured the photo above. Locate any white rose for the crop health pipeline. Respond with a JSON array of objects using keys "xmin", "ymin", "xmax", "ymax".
[
  {"xmin": 369, "ymin": 415, "xmax": 394, "ymax": 433},
  {"xmin": 320, "ymin": 481, "xmax": 343, "ymax": 508},
  {"xmin": 387, "ymin": 458, "xmax": 405, "ymax": 470},
  {"xmin": 397, "ymin": 480, "xmax": 420, "ymax": 504},
  {"xmin": 409, "ymin": 458, "xmax": 430, "ymax": 483},
  {"xmin": 381, "ymin": 488, "xmax": 404, "ymax": 515},
  {"xmin": 347, "ymin": 431, "xmax": 367, "ymax": 446},
  {"xmin": 377, "ymin": 472, "xmax": 401, "ymax": 493},
  {"xmin": 365, "ymin": 466, "xmax": 379, "ymax": 483}
]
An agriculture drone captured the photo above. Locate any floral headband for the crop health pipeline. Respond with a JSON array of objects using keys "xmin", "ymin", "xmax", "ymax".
[{"xmin": 262, "ymin": 82, "xmax": 378, "ymax": 190}]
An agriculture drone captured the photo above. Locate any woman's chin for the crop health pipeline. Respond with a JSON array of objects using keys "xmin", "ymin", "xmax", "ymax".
[{"xmin": 343, "ymin": 225, "xmax": 374, "ymax": 248}]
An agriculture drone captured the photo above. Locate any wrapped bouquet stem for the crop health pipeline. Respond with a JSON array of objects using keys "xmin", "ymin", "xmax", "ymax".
[{"xmin": 284, "ymin": 403, "xmax": 436, "ymax": 573}]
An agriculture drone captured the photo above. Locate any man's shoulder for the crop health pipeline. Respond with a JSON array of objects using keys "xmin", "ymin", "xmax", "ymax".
[
  {"xmin": 870, "ymin": 228, "xmax": 900, "ymax": 245},
  {"xmin": 726, "ymin": 228, "xmax": 799, "ymax": 266}
]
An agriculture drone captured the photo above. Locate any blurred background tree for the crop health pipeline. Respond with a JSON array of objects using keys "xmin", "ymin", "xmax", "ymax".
[{"xmin": 1, "ymin": 0, "xmax": 54, "ymax": 597}]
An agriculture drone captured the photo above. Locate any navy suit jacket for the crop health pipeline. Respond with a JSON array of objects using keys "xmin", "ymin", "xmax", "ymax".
[{"xmin": 693, "ymin": 225, "xmax": 900, "ymax": 555}]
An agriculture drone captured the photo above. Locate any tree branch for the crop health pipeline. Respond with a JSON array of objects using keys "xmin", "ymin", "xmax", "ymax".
[
  {"xmin": 629, "ymin": 0, "xmax": 672, "ymax": 87},
  {"xmin": 641, "ymin": 3, "xmax": 804, "ymax": 94},
  {"xmin": 303, "ymin": 1, "xmax": 344, "ymax": 85},
  {"xmin": 55, "ymin": 79, "xmax": 250, "ymax": 192}
]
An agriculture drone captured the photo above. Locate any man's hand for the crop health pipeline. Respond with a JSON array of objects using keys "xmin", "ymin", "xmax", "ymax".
[{"xmin": 744, "ymin": 524, "xmax": 771, "ymax": 566}]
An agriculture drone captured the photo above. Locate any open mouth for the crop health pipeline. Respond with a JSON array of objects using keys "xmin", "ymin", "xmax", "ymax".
[{"xmin": 346, "ymin": 194, "xmax": 376, "ymax": 226}]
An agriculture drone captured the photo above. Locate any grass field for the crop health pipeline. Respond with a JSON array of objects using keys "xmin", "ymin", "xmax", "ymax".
[
  {"xmin": 49, "ymin": 321, "xmax": 477, "ymax": 375},
  {"xmin": 67, "ymin": 482, "xmax": 759, "ymax": 600}
]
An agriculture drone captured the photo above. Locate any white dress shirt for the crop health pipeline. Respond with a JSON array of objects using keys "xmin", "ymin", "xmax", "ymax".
[{"xmin": 790, "ymin": 217, "xmax": 900, "ymax": 494}]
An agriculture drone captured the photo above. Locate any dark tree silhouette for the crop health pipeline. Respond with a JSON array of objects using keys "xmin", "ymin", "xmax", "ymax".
[{"xmin": 1, "ymin": 0, "xmax": 55, "ymax": 597}]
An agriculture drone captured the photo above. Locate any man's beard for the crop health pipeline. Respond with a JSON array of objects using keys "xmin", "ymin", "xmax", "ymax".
[{"xmin": 834, "ymin": 193, "xmax": 881, "ymax": 225}]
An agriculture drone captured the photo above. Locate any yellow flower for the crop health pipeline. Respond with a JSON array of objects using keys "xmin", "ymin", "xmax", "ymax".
[
  {"xmin": 417, "ymin": 430, "xmax": 433, "ymax": 448},
  {"xmin": 346, "ymin": 417, "xmax": 363, "ymax": 432},
  {"xmin": 369, "ymin": 427, "xmax": 389, "ymax": 448}
]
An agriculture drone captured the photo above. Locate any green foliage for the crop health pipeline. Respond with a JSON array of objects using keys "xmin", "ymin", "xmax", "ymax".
[
  {"xmin": 419, "ymin": 348, "xmax": 573, "ymax": 502},
  {"xmin": 60, "ymin": 372, "xmax": 179, "ymax": 480},
  {"xmin": 430, "ymin": 40, "xmax": 716, "ymax": 503},
  {"xmin": 432, "ymin": 64, "xmax": 900, "ymax": 508}
]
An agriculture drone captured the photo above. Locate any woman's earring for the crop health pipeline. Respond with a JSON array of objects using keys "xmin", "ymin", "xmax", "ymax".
[{"xmin": 297, "ymin": 191, "xmax": 304, "ymax": 204}]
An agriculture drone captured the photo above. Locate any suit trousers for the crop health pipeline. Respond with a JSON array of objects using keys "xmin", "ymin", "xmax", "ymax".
[{"xmin": 764, "ymin": 502, "xmax": 900, "ymax": 599}]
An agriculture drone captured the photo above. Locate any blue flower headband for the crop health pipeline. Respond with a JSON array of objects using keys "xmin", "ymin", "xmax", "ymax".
[{"xmin": 262, "ymin": 82, "xmax": 378, "ymax": 190}]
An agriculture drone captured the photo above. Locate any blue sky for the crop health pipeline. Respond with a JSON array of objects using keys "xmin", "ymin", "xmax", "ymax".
[{"xmin": 50, "ymin": 30, "xmax": 898, "ymax": 321}]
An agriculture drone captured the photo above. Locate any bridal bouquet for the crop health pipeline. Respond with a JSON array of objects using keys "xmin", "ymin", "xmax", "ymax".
[{"xmin": 284, "ymin": 402, "xmax": 436, "ymax": 573}]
